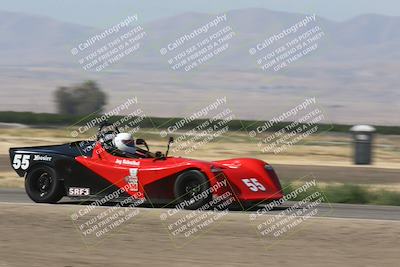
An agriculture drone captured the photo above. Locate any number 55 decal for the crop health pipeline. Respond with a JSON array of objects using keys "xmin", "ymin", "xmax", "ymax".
[
  {"xmin": 13, "ymin": 154, "xmax": 31, "ymax": 170},
  {"xmin": 242, "ymin": 178, "xmax": 266, "ymax": 192}
]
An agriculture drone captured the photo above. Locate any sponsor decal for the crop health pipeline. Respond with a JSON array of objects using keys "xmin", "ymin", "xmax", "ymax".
[
  {"xmin": 115, "ymin": 159, "xmax": 140, "ymax": 166},
  {"xmin": 33, "ymin": 155, "xmax": 52, "ymax": 161},
  {"xmin": 68, "ymin": 187, "xmax": 90, "ymax": 196},
  {"xmin": 125, "ymin": 168, "xmax": 139, "ymax": 191}
]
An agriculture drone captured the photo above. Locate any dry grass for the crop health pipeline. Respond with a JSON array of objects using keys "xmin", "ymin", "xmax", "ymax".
[
  {"xmin": 1, "ymin": 128, "xmax": 400, "ymax": 198},
  {"xmin": 1, "ymin": 127, "xmax": 400, "ymax": 168}
]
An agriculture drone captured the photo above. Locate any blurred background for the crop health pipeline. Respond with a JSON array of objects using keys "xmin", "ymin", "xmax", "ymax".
[{"xmin": 1, "ymin": 2, "xmax": 400, "ymax": 267}]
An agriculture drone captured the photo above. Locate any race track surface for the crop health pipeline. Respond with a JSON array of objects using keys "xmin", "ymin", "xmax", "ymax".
[
  {"xmin": 1, "ymin": 160, "xmax": 400, "ymax": 266},
  {"xmin": 1, "ymin": 188, "xmax": 400, "ymax": 221},
  {"xmin": 273, "ymin": 163, "xmax": 400, "ymax": 184},
  {"xmin": 0, "ymin": 201, "xmax": 399, "ymax": 267}
]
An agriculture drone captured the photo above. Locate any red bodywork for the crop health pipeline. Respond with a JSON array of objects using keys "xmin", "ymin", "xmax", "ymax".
[{"xmin": 75, "ymin": 142, "xmax": 283, "ymax": 204}]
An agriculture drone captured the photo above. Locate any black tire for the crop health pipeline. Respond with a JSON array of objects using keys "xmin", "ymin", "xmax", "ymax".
[
  {"xmin": 174, "ymin": 170, "xmax": 211, "ymax": 210},
  {"xmin": 25, "ymin": 165, "xmax": 65, "ymax": 203}
]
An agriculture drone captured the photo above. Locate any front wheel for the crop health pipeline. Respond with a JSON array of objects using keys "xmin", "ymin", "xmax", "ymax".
[
  {"xmin": 25, "ymin": 166, "xmax": 64, "ymax": 203},
  {"xmin": 174, "ymin": 170, "xmax": 211, "ymax": 210}
]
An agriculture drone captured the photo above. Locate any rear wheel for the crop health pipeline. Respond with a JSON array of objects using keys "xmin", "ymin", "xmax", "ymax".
[
  {"xmin": 174, "ymin": 170, "xmax": 211, "ymax": 210},
  {"xmin": 25, "ymin": 166, "xmax": 64, "ymax": 203}
]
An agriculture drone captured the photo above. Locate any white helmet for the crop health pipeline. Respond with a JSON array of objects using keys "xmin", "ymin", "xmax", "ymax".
[{"xmin": 113, "ymin": 133, "xmax": 136, "ymax": 155}]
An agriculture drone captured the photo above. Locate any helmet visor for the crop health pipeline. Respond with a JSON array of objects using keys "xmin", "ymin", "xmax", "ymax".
[{"xmin": 122, "ymin": 139, "xmax": 135, "ymax": 148}]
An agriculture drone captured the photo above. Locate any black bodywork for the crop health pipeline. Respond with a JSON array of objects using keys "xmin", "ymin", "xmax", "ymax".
[{"xmin": 9, "ymin": 141, "xmax": 127, "ymax": 197}]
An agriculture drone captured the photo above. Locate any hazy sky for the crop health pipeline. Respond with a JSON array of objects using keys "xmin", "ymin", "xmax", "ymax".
[{"xmin": 1, "ymin": 0, "xmax": 400, "ymax": 27}]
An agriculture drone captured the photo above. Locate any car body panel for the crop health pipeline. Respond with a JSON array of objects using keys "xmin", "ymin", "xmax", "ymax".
[{"xmin": 10, "ymin": 140, "xmax": 283, "ymax": 204}]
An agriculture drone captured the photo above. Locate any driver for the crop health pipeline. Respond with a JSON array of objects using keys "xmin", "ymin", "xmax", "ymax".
[{"xmin": 112, "ymin": 132, "xmax": 136, "ymax": 156}]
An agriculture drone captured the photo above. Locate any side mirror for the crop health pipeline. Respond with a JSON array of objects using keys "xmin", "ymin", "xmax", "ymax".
[{"xmin": 155, "ymin": 151, "xmax": 163, "ymax": 158}]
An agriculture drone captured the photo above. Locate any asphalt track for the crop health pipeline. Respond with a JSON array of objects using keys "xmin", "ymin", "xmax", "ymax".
[
  {"xmin": 273, "ymin": 163, "xmax": 400, "ymax": 184},
  {"xmin": 1, "ymin": 199, "xmax": 399, "ymax": 267},
  {"xmin": 1, "ymin": 188, "xmax": 399, "ymax": 221},
  {"xmin": 1, "ymin": 186, "xmax": 399, "ymax": 266}
]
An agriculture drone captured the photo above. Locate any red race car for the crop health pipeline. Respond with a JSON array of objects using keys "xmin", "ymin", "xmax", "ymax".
[{"xmin": 9, "ymin": 123, "xmax": 283, "ymax": 209}]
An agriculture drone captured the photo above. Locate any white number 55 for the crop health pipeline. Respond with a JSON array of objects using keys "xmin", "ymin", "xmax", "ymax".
[
  {"xmin": 13, "ymin": 154, "xmax": 31, "ymax": 170},
  {"xmin": 242, "ymin": 178, "xmax": 266, "ymax": 192}
]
